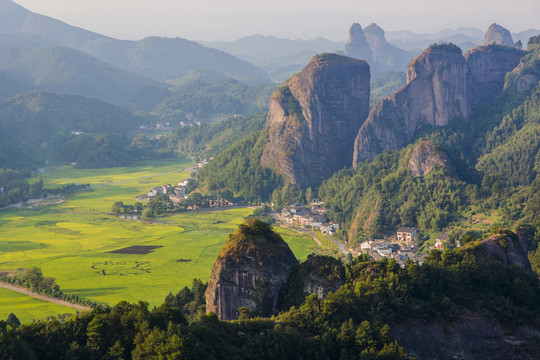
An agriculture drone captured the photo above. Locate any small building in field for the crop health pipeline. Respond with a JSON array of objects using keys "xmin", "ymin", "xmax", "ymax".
[{"xmin": 397, "ymin": 227, "xmax": 417, "ymax": 242}]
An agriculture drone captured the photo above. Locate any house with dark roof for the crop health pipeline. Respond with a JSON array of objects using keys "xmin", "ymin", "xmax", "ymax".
[{"xmin": 397, "ymin": 227, "xmax": 417, "ymax": 242}]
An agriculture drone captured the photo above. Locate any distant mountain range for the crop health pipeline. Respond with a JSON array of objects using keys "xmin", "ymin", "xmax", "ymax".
[
  {"xmin": 203, "ymin": 35, "xmax": 344, "ymax": 81},
  {"xmin": 0, "ymin": 0, "xmax": 268, "ymax": 83},
  {"xmin": 385, "ymin": 27, "xmax": 540, "ymax": 52}
]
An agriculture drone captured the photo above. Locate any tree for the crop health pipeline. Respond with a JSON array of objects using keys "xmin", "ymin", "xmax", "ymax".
[
  {"xmin": 6, "ymin": 313, "xmax": 20, "ymax": 328},
  {"xmin": 112, "ymin": 201, "xmax": 125, "ymax": 214},
  {"xmin": 142, "ymin": 207, "xmax": 154, "ymax": 219}
]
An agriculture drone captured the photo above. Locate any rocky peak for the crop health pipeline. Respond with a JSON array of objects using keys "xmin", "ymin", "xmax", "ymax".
[
  {"xmin": 475, "ymin": 230, "xmax": 532, "ymax": 272},
  {"xmin": 483, "ymin": 23, "xmax": 514, "ymax": 46},
  {"xmin": 364, "ymin": 23, "xmax": 386, "ymax": 49},
  {"xmin": 205, "ymin": 219, "xmax": 297, "ymax": 320},
  {"xmin": 353, "ymin": 44, "xmax": 471, "ymax": 165},
  {"xmin": 261, "ymin": 53, "xmax": 370, "ymax": 187},
  {"xmin": 408, "ymin": 141, "xmax": 454, "ymax": 177},
  {"xmin": 465, "ymin": 45, "xmax": 525, "ymax": 103},
  {"xmin": 344, "ymin": 23, "xmax": 373, "ymax": 62}
]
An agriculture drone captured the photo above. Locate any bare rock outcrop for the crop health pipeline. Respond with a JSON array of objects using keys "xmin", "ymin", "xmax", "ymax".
[
  {"xmin": 343, "ymin": 23, "xmax": 373, "ymax": 63},
  {"xmin": 408, "ymin": 140, "xmax": 454, "ymax": 177},
  {"xmin": 475, "ymin": 231, "xmax": 533, "ymax": 272},
  {"xmin": 261, "ymin": 53, "xmax": 370, "ymax": 187},
  {"xmin": 205, "ymin": 219, "xmax": 297, "ymax": 320},
  {"xmin": 393, "ymin": 314, "xmax": 540, "ymax": 360},
  {"xmin": 483, "ymin": 23, "xmax": 514, "ymax": 47},
  {"xmin": 465, "ymin": 45, "xmax": 525, "ymax": 103},
  {"xmin": 353, "ymin": 44, "xmax": 471, "ymax": 165}
]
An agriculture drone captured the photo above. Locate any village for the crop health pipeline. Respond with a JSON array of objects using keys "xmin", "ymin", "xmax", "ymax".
[
  {"xmin": 135, "ymin": 159, "xmax": 236, "ymax": 209},
  {"xmin": 276, "ymin": 200, "xmax": 457, "ymax": 267}
]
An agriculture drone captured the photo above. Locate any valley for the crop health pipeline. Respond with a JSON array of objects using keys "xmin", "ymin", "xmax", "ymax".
[{"xmin": 0, "ymin": 161, "xmax": 319, "ymax": 321}]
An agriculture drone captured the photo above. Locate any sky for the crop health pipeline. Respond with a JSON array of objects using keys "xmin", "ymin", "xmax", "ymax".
[{"xmin": 13, "ymin": 0, "xmax": 540, "ymax": 41}]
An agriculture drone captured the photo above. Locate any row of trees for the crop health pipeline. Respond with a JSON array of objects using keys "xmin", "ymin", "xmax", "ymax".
[{"xmin": 0, "ymin": 267, "xmax": 96, "ymax": 308}]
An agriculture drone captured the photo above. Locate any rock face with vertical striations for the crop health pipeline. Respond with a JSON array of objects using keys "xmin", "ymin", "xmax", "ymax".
[
  {"xmin": 483, "ymin": 23, "xmax": 514, "ymax": 47},
  {"xmin": 465, "ymin": 45, "xmax": 525, "ymax": 103},
  {"xmin": 261, "ymin": 53, "xmax": 370, "ymax": 187},
  {"xmin": 353, "ymin": 44, "xmax": 471, "ymax": 165},
  {"xmin": 205, "ymin": 219, "xmax": 297, "ymax": 320}
]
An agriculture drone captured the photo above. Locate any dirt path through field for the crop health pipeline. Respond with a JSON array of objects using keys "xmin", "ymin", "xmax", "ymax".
[{"xmin": 0, "ymin": 281, "xmax": 91, "ymax": 312}]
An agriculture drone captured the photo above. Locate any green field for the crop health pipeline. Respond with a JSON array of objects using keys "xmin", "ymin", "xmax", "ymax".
[
  {"xmin": 1, "ymin": 161, "xmax": 320, "ymax": 322},
  {"xmin": 0, "ymin": 287, "xmax": 77, "ymax": 324}
]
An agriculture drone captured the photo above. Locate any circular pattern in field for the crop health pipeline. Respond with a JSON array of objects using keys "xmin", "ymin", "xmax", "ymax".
[{"xmin": 91, "ymin": 261, "xmax": 152, "ymax": 276}]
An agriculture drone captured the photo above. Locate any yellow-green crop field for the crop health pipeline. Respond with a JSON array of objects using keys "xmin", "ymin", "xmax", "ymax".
[
  {"xmin": 1, "ymin": 160, "xmax": 319, "ymax": 323},
  {"xmin": 0, "ymin": 287, "xmax": 77, "ymax": 324}
]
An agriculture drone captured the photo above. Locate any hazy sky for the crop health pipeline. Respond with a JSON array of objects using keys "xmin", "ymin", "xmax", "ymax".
[{"xmin": 13, "ymin": 0, "xmax": 540, "ymax": 41}]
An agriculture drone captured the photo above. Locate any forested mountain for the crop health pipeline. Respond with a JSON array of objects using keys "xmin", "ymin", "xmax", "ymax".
[
  {"xmin": 0, "ymin": 44, "xmax": 168, "ymax": 110},
  {"xmin": 0, "ymin": 0, "xmax": 269, "ymax": 83},
  {"xmin": 0, "ymin": 91, "xmax": 145, "ymax": 169}
]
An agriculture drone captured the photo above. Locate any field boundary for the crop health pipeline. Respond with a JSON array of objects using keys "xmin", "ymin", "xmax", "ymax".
[{"xmin": 0, "ymin": 281, "xmax": 91, "ymax": 312}]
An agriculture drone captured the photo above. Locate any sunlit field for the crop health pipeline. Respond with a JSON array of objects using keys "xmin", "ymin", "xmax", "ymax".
[
  {"xmin": 0, "ymin": 287, "xmax": 77, "ymax": 324},
  {"xmin": 1, "ymin": 161, "xmax": 319, "ymax": 322}
]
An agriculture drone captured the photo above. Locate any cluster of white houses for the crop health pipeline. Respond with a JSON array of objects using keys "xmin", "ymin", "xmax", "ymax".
[
  {"xmin": 280, "ymin": 200, "xmax": 340, "ymax": 235},
  {"xmin": 353, "ymin": 227, "xmax": 425, "ymax": 266},
  {"xmin": 142, "ymin": 179, "xmax": 190, "ymax": 204}
]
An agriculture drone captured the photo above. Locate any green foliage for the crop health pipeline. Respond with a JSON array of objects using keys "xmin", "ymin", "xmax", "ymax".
[
  {"xmin": 6, "ymin": 313, "xmax": 20, "ymax": 329},
  {"xmin": 426, "ymin": 42, "xmax": 462, "ymax": 54},
  {"xmin": 1, "ymin": 243, "xmax": 539, "ymax": 359},
  {"xmin": 153, "ymin": 80, "xmax": 275, "ymax": 120},
  {"xmin": 197, "ymin": 130, "xmax": 284, "ymax": 202},
  {"xmin": 370, "ymin": 71, "xmax": 406, "ymax": 107},
  {"xmin": 276, "ymin": 85, "xmax": 304, "ymax": 122},
  {"xmin": 0, "ymin": 267, "xmax": 96, "ymax": 307},
  {"xmin": 165, "ymin": 113, "xmax": 266, "ymax": 159}
]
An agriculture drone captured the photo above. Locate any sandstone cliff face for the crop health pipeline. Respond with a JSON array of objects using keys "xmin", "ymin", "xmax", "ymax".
[
  {"xmin": 261, "ymin": 53, "xmax": 370, "ymax": 187},
  {"xmin": 343, "ymin": 23, "xmax": 373, "ymax": 63},
  {"xmin": 353, "ymin": 44, "xmax": 471, "ymax": 165},
  {"xmin": 205, "ymin": 219, "xmax": 297, "ymax": 320},
  {"xmin": 483, "ymin": 23, "xmax": 514, "ymax": 46},
  {"xmin": 475, "ymin": 231, "xmax": 533, "ymax": 272},
  {"xmin": 408, "ymin": 140, "xmax": 454, "ymax": 177},
  {"xmin": 465, "ymin": 45, "xmax": 525, "ymax": 103},
  {"xmin": 393, "ymin": 314, "xmax": 540, "ymax": 360}
]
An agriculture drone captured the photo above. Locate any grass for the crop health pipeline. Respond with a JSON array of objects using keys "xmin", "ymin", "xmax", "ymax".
[
  {"xmin": 1, "ymin": 161, "xmax": 319, "ymax": 322},
  {"xmin": 0, "ymin": 287, "xmax": 77, "ymax": 324}
]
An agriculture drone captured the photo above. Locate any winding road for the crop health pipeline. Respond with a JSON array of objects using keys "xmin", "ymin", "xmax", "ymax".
[{"xmin": 0, "ymin": 281, "xmax": 91, "ymax": 312}]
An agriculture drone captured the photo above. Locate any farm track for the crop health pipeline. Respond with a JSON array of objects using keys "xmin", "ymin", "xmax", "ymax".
[{"xmin": 0, "ymin": 281, "xmax": 91, "ymax": 312}]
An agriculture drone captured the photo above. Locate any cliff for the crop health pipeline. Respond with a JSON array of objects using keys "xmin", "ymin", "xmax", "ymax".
[
  {"xmin": 474, "ymin": 231, "xmax": 533, "ymax": 272},
  {"xmin": 465, "ymin": 45, "xmax": 525, "ymax": 103},
  {"xmin": 261, "ymin": 53, "xmax": 370, "ymax": 187},
  {"xmin": 408, "ymin": 140, "xmax": 454, "ymax": 177},
  {"xmin": 343, "ymin": 23, "xmax": 373, "ymax": 63},
  {"xmin": 205, "ymin": 219, "xmax": 297, "ymax": 320},
  {"xmin": 393, "ymin": 314, "xmax": 540, "ymax": 360},
  {"xmin": 353, "ymin": 44, "xmax": 471, "ymax": 165},
  {"xmin": 353, "ymin": 41, "xmax": 526, "ymax": 165},
  {"xmin": 483, "ymin": 23, "xmax": 514, "ymax": 46}
]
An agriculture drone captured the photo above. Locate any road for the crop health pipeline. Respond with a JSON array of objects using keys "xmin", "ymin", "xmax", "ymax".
[{"xmin": 0, "ymin": 281, "xmax": 91, "ymax": 312}]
